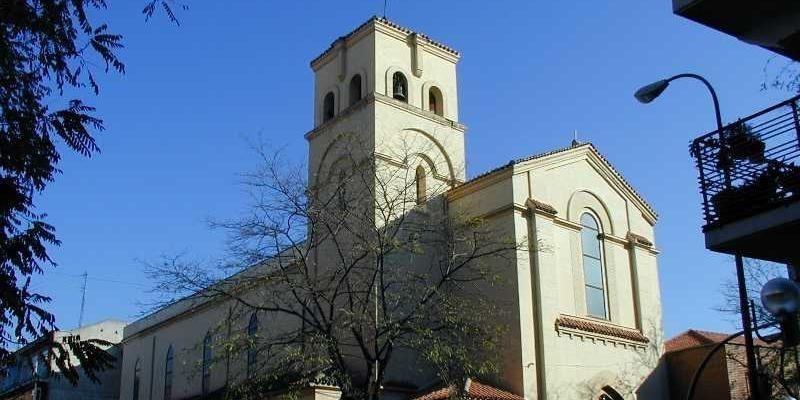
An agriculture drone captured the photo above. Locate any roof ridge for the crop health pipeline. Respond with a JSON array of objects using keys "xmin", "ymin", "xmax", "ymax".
[
  {"xmin": 454, "ymin": 142, "xmax": 658, "ymax": 219},
  {"xmin": 310, "ymin": 16, "xmax": 460, "ymax": 68}
]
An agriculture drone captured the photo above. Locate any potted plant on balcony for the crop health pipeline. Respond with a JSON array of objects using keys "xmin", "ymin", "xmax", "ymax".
[
  {"xmin": 777, "ymin": 161, "xmax": 800, "ymax": 197},
  {"xmin": 725, "ymin": 121, "xmax": 766, "ymax": 163},
  {"xmin": 711, "ymin": 164, "xmax": 782, "ymax": 222}
]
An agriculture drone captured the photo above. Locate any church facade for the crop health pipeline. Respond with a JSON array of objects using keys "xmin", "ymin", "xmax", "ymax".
[{"xmin": 118, "ymin": 18, "xmax": 668, "ymax": 400}]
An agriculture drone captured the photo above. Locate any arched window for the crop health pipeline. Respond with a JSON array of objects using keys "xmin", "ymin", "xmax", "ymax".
[
  {"xmin": 599, "ymin": 386, "xmax": 624, "ymax": 400},
  {"xmin": 392, "ymin": 72, "xmax": 408, "ymax": 102},
  {"xmin": 163, "ymin": 346, "xmax": 174, "ymax": 400},
  {"xmin": 428, "ymin": 86, "xmax": 443, "ymax": 116},
  {"xmin": 323, "ymin": 92, "xmax": 335, "ymax": 122},
  {"xmin": 581, "ymin": 212, "xmax": 607, "ymax": 319},
  {"xmin": 133, "ymin": 358, "xmax": 141, "ymax": 400},
  {"xmin": 202, "ymin": 332, "xmax": 212, "ymax": 394},
  {"xmin": 349, "ymin": 74, "xmax": 362, "ymax": 106},
  {"xmin": 415, "ymin": 166, "xmax": 427, "ymax": 205},
  {"xmin": 246, "ymin": 313, "xmax": 258, "ymax": 378}
]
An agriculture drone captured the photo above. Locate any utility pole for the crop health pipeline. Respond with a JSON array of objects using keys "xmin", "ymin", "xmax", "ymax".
[{"xmin": 78, "ymin": 271, "xmax": 87, "ymax": 328}]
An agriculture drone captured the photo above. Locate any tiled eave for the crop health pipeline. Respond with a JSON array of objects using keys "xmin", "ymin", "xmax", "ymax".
[{"xmin": 555, "ymin": 314, "xmax": 649, "ymax": 348}]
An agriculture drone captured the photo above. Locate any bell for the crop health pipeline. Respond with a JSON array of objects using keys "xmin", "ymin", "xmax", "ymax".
[{"xmin": 393, "ymin": 80, "xmax": 407, "ymax": 102}]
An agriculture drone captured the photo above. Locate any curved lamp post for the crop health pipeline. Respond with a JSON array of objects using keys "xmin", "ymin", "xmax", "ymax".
[
  {"xmin": 686, "ymin": 277, "xmax": 800, "ymax": 400},
  {"xmin": 634, "ymin": 74, "xmax": 761, "ymax": 399}
]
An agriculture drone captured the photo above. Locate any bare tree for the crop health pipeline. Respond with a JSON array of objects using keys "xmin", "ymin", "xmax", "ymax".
[
  {"xmin": 145, "ymin": 139, "xmax": 525, "ymax": 400},
  {"xmin": 718, "ymin": 258, "xmax": 800, "ymax": 398}
]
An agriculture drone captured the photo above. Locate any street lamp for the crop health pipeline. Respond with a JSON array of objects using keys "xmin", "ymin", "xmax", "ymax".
[
  {"xmin": 634, "ymin": 73, "xmax": 723, "ymax": 139},
  {"xmin": 634, "ymin": 73, "xmax": 761, "ymax": 399},
  {"xmin": 761, "ymin": 277, "xmax": 800, "ymax": 347},
  {"xmin": 686, "ymin": 278, "xmax": 800, "ymax": 400}
]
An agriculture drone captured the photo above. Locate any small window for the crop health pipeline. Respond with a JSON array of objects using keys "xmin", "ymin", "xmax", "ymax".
[
  {"xmin": 415, "ymin": 166, "xmax": 427, "ymax": 205},
  {"xmin": 163, "ymin": 346, "xmax": 174, "ymax": 400},
  {"xmin": 323, "ymin": 92, "xmax": 335, "ymax": 122},
  {"xmin": 246, "ymin": 313, "xmax": 258, "ymax": 378},
  {"xmin": 392, "ymin": 72, "xmax": 408, "ymax": 102},
  {"xmin": 133, "ymin": 358, "xmax": 141, "ymax": 400},
  {"xmin": 349, "ymin": 75, "xmax": 362, "ymax": 106},
  {"xmin": 581, "ymin": 213, "xmax": 607, "ymax": 319},
  {"xmin": 202, "ymin": 333, "xmax": 212, "ymax": 394},
  {"xmin": 428, "ymin": 86, "xmax": 443, "ymax": 116}
]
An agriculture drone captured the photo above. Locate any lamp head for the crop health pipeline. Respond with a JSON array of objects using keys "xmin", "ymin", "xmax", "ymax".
[
  {"xmin": 761, "ymin": 277, "xmax": 800, "ymax": 316},
  {"xmin": 634, "ymin": 79, "xmax": 670, "ymax": 104}
]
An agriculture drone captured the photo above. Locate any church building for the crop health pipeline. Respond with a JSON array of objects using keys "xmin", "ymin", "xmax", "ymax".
[{"xmin": 118, "ymin": 17, "xmax": 668, "ymax": 400}]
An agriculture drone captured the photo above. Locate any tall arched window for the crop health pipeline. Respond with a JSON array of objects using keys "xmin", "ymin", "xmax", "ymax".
[
  {"xmin": 246, "ymin": 313, "xmax": 258, "ymax": 378},
  {"xmin": 133, "ymin": 358, "xmax": 141, "ymax": 400},
  {"xmin": 428, "ymin": 86, "xmax": 443, "ymax": 116},
  {"xmin": 349, "ymin": 74, "xmax": 362, "ymax": 106},
  {"xmin": 415, "ymin": 166, "xmax": 427, "ymax": 205},
  {"xmin": 163, "ymin": 346, "xmax": 174, "ymax": 400},
  {"xmin": 392, "ymin": 72, "xmax": 408, "ymax": 102},
  {"xmin": 581, "ymin": 212, "xmax": 607, "ymax": 319},
  {"xmin": 202, "ymin": 332, "xmax": 212, "ymax": 394},
  {"xmin": 323, "ymin": 92, "xmax": 335, "ymax": 122}
]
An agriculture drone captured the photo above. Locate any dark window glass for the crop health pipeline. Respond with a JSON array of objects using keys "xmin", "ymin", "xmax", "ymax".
[
  {"xmin": 202, "ymin": 333, "xmax": 212, "ymax": 394},
  {"xmin": 247, "ymin": 313, "xmax": 258, "ymax": 378},
  {"xmin": 323, "ymin": 92, "xmax": 335, "ymax": 122},
  {"xmin": 581, "ymin": 213, "xmax": 607, "ymax": 319},
  {"xmin": 133, "ymin": 359, "xmax": 141, "ymax": 400},
  {"xmin": 349, "ymin": 75, "xmax": 362, "ymax": 106},
  {"xmin": 164, "ymin": 346, "xmax": 173, "ymax": 400}
]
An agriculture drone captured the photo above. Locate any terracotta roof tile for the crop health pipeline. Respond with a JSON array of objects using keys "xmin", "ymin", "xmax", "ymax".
[
  {"xmin": 664, "ymin": 329, "xmax": 774, "ymax": 353},
  {"xmin": 527, "ymin": 198, "xmax": 558, "ymax": 215},
  {"xmin": 311, "ymin": 17, "xmax": 460, "ymax": 68},
  {"xmin": 411, "ymin": 379, "xmax": 523, "ymax": 400},
  {"xmin": 555, "ymin": 314, "xmax": 650, "ymax": 343},
  {"xmin": 465, "ymin": 380, "xmax": 523, "ymax": 400},
  {"xmin": 455, "ymin": 142, "xmax": 657, "ymax": 219}
]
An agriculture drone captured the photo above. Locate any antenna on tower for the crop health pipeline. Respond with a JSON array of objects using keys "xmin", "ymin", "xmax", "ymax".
[
  {"xmin": 78, "ymin": 271, "xmax": 87, "ymax": 328},
  {"xmin": 383, "ymin": 0, "xmax": 389, "ymax": 18},
  {"xmin": 571, "ymin": 129, "xmax": 581, "ymax": 146}
]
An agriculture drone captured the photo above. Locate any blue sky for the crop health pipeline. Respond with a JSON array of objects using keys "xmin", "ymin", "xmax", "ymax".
[{"xmin": 34, "ymin": 1, "xmax": 794, "ymax": 337}]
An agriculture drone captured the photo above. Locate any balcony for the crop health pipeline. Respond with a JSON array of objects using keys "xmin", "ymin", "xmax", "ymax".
[
  {"xmin": 691, "ymin": 95, "xmax": 800, "ymax": 264},
  {"xmin": 673, "ymin": 0, "xmax": 800, "ymax": 62}
]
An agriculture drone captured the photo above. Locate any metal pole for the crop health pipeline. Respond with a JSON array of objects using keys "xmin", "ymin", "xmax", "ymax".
[
  {"xmin": 663, "ymin": 74, "xmax": 760, "ymax": 398},
  {"xmin": 735, "ymin": 253, "xmax": 762, "ymax": 399}
]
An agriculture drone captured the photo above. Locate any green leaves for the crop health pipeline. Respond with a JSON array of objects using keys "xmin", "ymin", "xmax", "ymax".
[{"xmin": 0, "ymin": 0, "xmax": 125, "ymax": 384}]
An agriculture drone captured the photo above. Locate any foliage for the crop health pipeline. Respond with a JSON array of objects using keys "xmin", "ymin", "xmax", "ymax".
[
  {"xmin": 146, "ymin": 140, "xmax": 523, "ymax": 399},
  {"xmin": 0, "ymin": 0, "xmax": 179, "ymax": 384}
]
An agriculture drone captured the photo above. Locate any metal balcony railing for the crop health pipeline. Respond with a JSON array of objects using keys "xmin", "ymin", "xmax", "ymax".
[{"xmin": 691, "ymin": 95, "xmax": 800, "ymax": 227}]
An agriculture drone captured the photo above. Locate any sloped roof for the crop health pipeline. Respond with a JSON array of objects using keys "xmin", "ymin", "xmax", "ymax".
[
  {"xmin": 665, "ymin": 329, "xmax": 774, "ymax": 353},
  {"xmin": 457, "ymin": 142, "xmax": 657, "ymax": 219},
  {"xmin": 412, "ymin": 379, "xmax": 523, "ymax": 400},
  {"xmin": 311, "ymin": 16, "xmax": 460, "ymax": 68}
]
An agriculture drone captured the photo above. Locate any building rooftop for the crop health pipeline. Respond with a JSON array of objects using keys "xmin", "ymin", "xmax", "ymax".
[
  {"xmin": 310, "ymin": 16, "xmax": 461, "ymax": 68},
  {"xmin": 455, "ymin": 142, "xmax": 658, "ymax": 220},
  {"xmin": 412, "ymin": 378, "xmax": 523, "ymax": 400},
  {"xmin": 665, "ymin": 329, "xmax": 774, "ymax": 353}
]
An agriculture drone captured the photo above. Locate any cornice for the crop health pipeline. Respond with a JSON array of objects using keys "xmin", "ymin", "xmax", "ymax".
[
  {"xmin": 555, "ymin": 314, "xmax": 649, "ymax": 350},
  {"xmin": 305, "ymin": 93, "xmax": 466, "ymax": 142},
  {"xmin": 373, "ymin": 93, "xmax": 466, "ymax": 131},
  {"xmin": 311, "ymin": 17, "xmax": 460, "ymax": 71}
]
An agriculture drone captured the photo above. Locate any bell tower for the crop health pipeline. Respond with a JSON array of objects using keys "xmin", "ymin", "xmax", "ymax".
[{"xmin": 306, "ymin": 17, "xmax": 466, "ymax": 205}]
